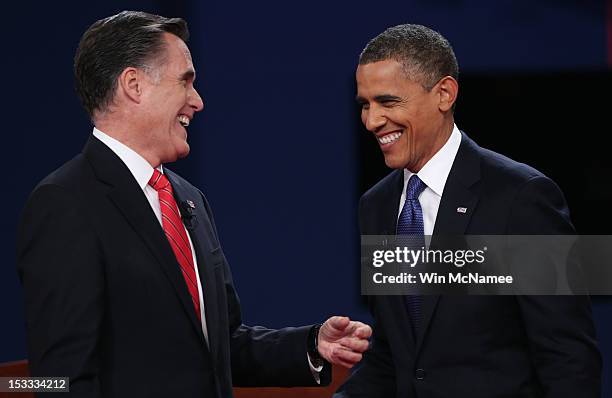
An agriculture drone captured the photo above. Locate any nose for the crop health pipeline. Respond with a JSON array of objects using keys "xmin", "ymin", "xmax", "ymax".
[
  {"xmin": 189, "ymin": 86, "xmax": 204, "ymax": 112},
  {"xmin": 363, "ymin": 106, "xmax": 386, "ymax": 132}
]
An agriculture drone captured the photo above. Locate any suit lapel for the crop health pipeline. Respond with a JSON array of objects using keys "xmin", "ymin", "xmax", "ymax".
[
  {"xmin": 166, "ymin": 171, "xmax": 221, "ymax": 361},
  {"xmin": 377, "ymin": 170, "xmax": 404, "ymax": 235},
  {"xmin": 415, "ymin": 132, "xmax": 481, "ymax": 356},
  {"xmin": 83, "ymin": 136, "xmax": 206, "ymax": 341},
  {"xmin": 431, "ymin": 132, "xmax": 481, "ymax": 236}
]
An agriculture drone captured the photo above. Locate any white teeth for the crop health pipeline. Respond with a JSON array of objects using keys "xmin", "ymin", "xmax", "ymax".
[
  {"xmin": 178, "ymin": 115, "xmax": 190, "ymax": 127},
  {"xmin": 378, "ymin": 132, "xmax": 402, "ymax": 144}
]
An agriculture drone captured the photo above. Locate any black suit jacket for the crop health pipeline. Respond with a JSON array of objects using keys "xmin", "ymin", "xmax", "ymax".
[
  {"xmin": 17, "ymin": 136, "xmax": 330, "ymax": 397},
  {"xmin": 336, "ymin": 133, "xmax": 601, "ymax": 398}
]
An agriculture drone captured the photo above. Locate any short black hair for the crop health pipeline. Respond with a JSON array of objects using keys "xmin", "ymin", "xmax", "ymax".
[
  {"xmin": 74, "ymin": 11, "xmax": 189, "ymax": 119},
  {"xmin": 359, "ymin": 24, "xmax": 458, "ymax": 90}
]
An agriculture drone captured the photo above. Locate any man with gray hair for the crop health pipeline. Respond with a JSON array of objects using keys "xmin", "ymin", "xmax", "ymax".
[
  {"xmin": 17, "ymin": 11, "xmax": 371, "ymax": 397},
  {"xmin": 336, "ymin": 24, "xmax": 601, "ymax": 397}
]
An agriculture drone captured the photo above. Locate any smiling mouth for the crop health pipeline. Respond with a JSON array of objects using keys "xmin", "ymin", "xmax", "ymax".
[
  {"xmin": 178, "ymin": 115, "xmax": 190, "ymax": 127},
  {"xmin": 377, "ymin": 131, "xmax": 402, "ymax": 145}
]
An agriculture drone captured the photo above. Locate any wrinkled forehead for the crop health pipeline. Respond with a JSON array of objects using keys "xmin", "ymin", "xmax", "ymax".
[
  {"xmin": 359, "ymin": 58, "xmax": 425, "ymax": 80},
  {"xmin": 357, "ymin": 61, "xmax": 403, "ymax": 89},
  {"xmin": 356, "ymin": 59, "xmax": 426, "ymax": 94}
]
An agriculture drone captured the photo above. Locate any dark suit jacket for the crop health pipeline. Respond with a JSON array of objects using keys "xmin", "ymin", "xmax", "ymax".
[
  {"xmin": 336, "ymin": 133, "xmax": 601, "ymax": 398},
  {"xmin": 17, "ymin": 136, "xmax": 330, "ymax": 397}
]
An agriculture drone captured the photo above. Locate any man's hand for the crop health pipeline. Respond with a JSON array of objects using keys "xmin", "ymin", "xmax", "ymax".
[{"xmin": 317, "ymin": 316, "xmax": 372, "ymax": 368}]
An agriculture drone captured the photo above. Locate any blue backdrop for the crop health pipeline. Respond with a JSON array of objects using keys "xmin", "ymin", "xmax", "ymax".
[{"xmin": 2, "ymin": 0, "xmax": 609, "ymax": 394}]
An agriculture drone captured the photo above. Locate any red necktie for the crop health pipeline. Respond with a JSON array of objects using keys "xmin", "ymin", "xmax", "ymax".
[{"xmin": 148, "ymin": 169, "xmax": 201, "ymax": 321}]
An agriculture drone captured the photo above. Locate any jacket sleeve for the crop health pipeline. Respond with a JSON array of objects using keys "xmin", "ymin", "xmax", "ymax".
[{"xmin": 17, "ymin": 184, "xmax": 104, "ymax": 397}]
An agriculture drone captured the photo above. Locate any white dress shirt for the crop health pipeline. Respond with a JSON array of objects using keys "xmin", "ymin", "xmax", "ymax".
[
  {"xmin": 398, "ymin": 124, "xmax": 462, "ymax": 235},
  {"xmin": 93, "ymin": 127, "xmax": 209, "ymax": 345}
]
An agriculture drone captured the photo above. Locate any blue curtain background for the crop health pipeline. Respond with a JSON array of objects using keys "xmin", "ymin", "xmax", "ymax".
[{"xmin": 2, "ymin": 0, "xmax": 609, "ymax": 394}]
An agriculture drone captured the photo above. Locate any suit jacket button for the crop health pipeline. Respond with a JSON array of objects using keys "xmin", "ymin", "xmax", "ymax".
[{"xmin": 415, "ymin": 368, "xmax": 426, "ymax": 380}]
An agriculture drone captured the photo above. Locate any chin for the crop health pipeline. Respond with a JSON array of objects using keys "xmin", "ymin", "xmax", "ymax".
[
  {"xmin": 177, "ymin": 144, "xmax": 190, "ymax": 159},
  {"xmin": 384, "ymin": 155, "xmax": 408, "ymax": 170},
  {"xmin": 172, "ymin": 138, "xmax": 190, "ymax": 158}
]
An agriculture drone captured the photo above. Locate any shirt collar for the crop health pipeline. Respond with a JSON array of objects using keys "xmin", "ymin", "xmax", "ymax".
[
  {"xmin": 403, "ymin": 123, "xmax": 462, "ymax": 197},
  {"xmin": 92, "ymin": 127, "xmax": 163, "ymax": 190}
]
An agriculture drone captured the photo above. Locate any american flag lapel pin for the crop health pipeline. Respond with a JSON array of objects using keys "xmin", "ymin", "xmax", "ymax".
[{"xmin": 456, "ymin": 207, "xmax": 467, "ymax": 214}]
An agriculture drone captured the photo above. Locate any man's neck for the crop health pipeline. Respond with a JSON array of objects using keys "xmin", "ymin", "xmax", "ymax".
[{"xmin": 94, "ymin": 119, "xmax": 161, "ymax": 168}]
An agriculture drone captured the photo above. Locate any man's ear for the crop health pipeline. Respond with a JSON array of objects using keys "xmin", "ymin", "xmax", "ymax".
[
  {"xmin": 436, "ymin": 76, "xmax": 459, "ymax": 112},
  {"xmin": 117, "ymin": 67, "xmax": 143, "ymax": 104}
]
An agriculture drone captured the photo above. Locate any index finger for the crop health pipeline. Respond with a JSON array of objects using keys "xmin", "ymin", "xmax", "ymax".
[{"xmin": 353, "ymin": 323, "xmax": 372, "ymax": 339}]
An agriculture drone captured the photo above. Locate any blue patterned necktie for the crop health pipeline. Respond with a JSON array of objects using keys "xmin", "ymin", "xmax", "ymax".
[{"xmin": 396, "ymin": 175, "xmax": 427, "ymax": 336}]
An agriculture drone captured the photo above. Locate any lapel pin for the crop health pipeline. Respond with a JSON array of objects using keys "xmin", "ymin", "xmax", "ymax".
[
  {"xmin": 181, "ymin": 200, "xmax": 198, "ymax": 231},
  {"xmin": 456, "ymin": 207, "xmax": 467, "ymax": 214}
]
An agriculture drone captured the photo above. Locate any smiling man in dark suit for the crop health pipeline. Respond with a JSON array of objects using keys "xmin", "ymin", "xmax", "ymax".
[
  {"xmin": 16, "ymin": 11, "xmax": 371, "ymax": 397},
  {"xmin": 335, "ymin": 24, "xmax": 601, "ymax": 398}
]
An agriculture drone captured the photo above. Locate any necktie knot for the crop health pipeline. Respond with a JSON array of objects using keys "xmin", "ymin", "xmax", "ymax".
[
  {"xmin": 406, "ymin": 175, "xmax": 426, "ymax": 200},
  {"xmin": 148, "ymin": 169, "xmax": 171, "ymax": 192}
]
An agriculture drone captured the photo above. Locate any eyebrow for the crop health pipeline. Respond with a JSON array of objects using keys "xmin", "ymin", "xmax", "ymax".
[
  {"xmin": 374, "ymin": 94, "xmax": 401, "ymax": 102},
  {"xmin": 355, "ymin": 94, "xmax": 402, "ymax": 104},
  {"xmin": 180, "ymin": 69, "xmax": 195, "ymax": 81}
]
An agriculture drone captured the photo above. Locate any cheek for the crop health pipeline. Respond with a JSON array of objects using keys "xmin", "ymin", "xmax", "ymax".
[{"xmin": 402, "ymin": 130, "xmax": 416, "ymax": 155}]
